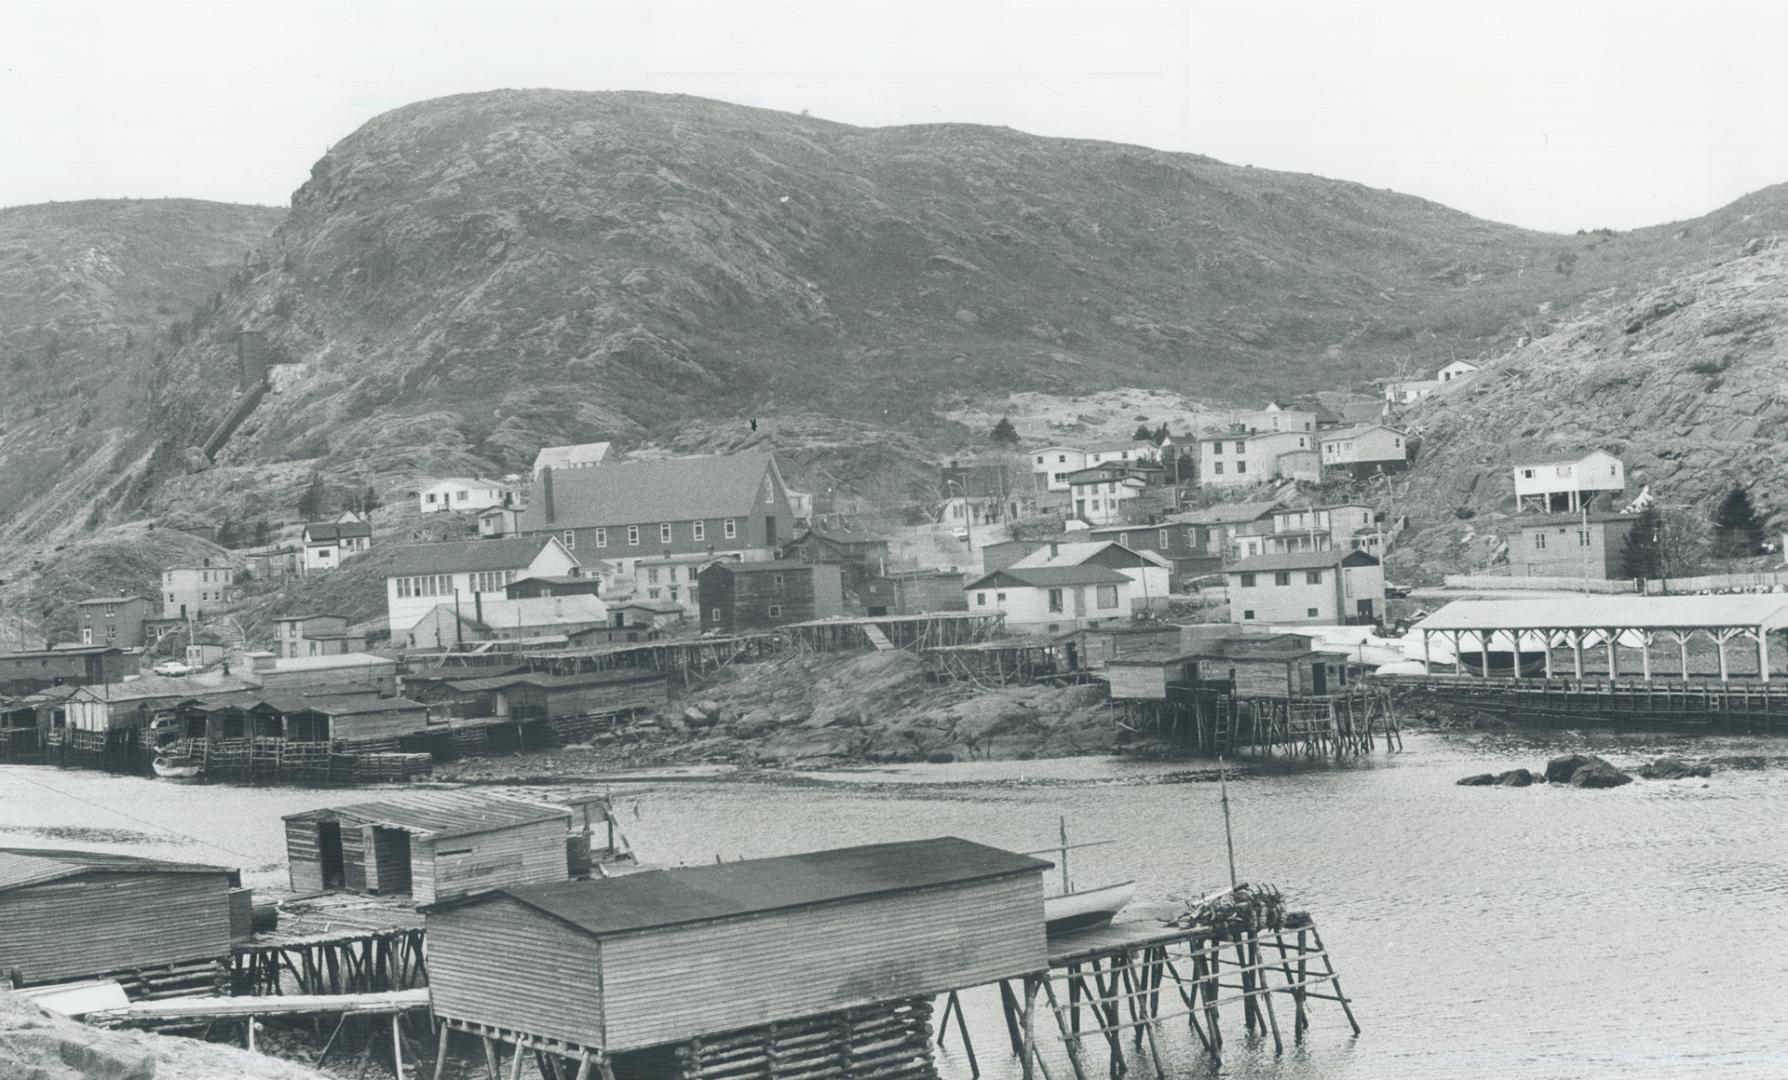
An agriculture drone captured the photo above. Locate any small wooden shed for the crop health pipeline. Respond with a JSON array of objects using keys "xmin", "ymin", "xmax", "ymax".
[
  {"xmin": 283, "ymin": 791, "xmax": 576, "ymax": 903},
  {"xmin": 0, "ymin": 848, "xmax": 238, "ymax": 989},
  {"xmin": 424, "ymin": 837, "xmax": 1049, "ymax": 1053}
]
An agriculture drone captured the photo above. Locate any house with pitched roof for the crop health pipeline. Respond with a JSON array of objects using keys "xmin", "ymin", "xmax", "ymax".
[
  {"xmin": 383, "ymin": 535, "xmax": 580, "ymax": 633},
  {"xmin": 1167, "ymin": 500, "xmax": 1285, "ymax": 563},
  {"xmin": 300, "ymin": 513, "xmax": 373, "ymax": 574},
  {"xmin": 404, "ymin": 594, "xmax": 610, "ymax": 651},
  {"xmin": 1196, "ymin": 428, "xmax": 1318, "ymax": 487},
  {"xmin": 697, "ymin": 561, "xmax": 845, "ymax": 633},
  {"xmin": 1318, "ymin": 424, "xmax": 1411, "ymax": 479},
  {"xmin": 531, "ymin": 441, "xmax": 611, "ymax": 479},
  {"xmin": 963, "ymin": 564, "xmax": 1136, "ymax": 634},
  {"xmin": 1008, "ymin": 540, "xmax": 1171, "ymax": 610},
  {"xmin": 519, "ymin": 452, "xmax": 793, "ymax": 582},
  {"xmin": 1224, "ymin": 549, "xmax": 1385, "ymax": 625},
  {"xmin": 1512, "ymin": 448, "xmax": 1625, "ymax": 513},
  {"xmin": 780, "ymin": 522, "xmax": 890, "ymax": 590},
  {"xmin": 76, "ymin": 596, "xmax": 155, "ymax": 648}
]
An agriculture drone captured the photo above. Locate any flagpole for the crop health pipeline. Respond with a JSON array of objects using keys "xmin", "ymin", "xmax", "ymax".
[{"xmin": 1219, "ymin": 755, "xmax": 1238, "ymax": 888}]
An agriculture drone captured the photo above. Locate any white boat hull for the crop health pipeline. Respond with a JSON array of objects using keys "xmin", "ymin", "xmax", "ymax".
[
  {"xmin": 152, "ymin": 757, "xmax": 203, "ymax": 780},
  {"xmin": 1045, "ymin": 881, "xmax": 1136, "ymax": 932}
]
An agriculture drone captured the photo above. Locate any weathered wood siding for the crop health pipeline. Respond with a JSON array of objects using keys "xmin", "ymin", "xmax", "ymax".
[
  {"xmin": 369, "ymin": 828, "xmax": 413, "ymax": 895},
  {"xmin": 285, "ymin": 818, "xmax": 324, "ymax": 893},
  {"xmin": 417, "ymin": 819, "xmax": 569, "ymax": 904},
  {"xmin": 428, "ymin": 896, "xmax": 604, "ymax": 1045},
  {"xmin": 341, "ymin": 824, "xmax": 369, "ymax": 892},
  {"xmin": 1106, "ymin": 663, "xmax": 1168, "ymax": 700},
  {"xmin": 600, "ymin": 872, "xmax": 1045, "ymax": 1050},
  {"xmin": 0, "ymin": 871, "xmax": 232, "ymax": 985},
  {"xmin": 333, "ymin": 705, "xmax": 431, "ymax": 743},
  {"xmin": 544, "ymin": 678, "xmax": 666, "ymax": 719}
]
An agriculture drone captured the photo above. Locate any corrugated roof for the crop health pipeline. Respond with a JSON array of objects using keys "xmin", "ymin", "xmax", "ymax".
[
  {"xmin": 532, "ymin": 442, "xmax": 612, "ymax": 471},
  {"xmin": 384, "ymin": 536, "xmax": 560, "ymax": 576},
  {"xmin": 442, "ymin": 838, "xmax": 1047, "ymax": 936},
  {"xmin": 1418, "ymin": 596, "xmax": 1788, "ymax": 633},
  {"xmin": 0, "ymin": 848, "xmax": 233, "ymax": 893},
  {"xmin": 1226, "ymin": 550, "xmax": 1378, "ymax": 572},
  {"xmin": 303, "ymin": 521, "xmax": 373, "ymax": 542},
  {"xmin": 521, "ymin": 452, "xmax": 776, "ymax": 530},
  {"xmin": 284, "ymin": 791, "xmax": 569, "ymax": 839},
  {"xmin": 967, "ymin": 565, "xmax": 1134, "ymax": 590},
  {"xmin": 1169, "ymin": 501, "xmax": 1284, "ymax": 526}
]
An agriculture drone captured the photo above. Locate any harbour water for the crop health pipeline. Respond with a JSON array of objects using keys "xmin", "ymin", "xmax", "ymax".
[{"xmin": 4, "ymin": 729, "xmax": 1786, "ymax": 1079}]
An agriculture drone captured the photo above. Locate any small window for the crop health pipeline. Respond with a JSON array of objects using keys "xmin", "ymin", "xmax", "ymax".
[
  {"xmin": 774, "ymin": 574, "xmax": 785, "ymax": 586},
  {"xmin": 977, "ymin": 592, "xmax": 988, "ymax": 606},
  {"xmin": 692, "ymin": 521, "xmax": 705, "ymax": 541},
  {"xmin": 1307, "ymin": 608, "xmax": 1319, "ymax": 618},
  {"xmin": 563, "ymin": 530, "xmax": 576, "ymax": 550},
  {"xmin": 1533, "ymin": 533, "xmax": 1547, "ymax": 550},
  {"xmin": 1048, "ymin": 588, "xmax": 1064, "ymax": 613},
  {"xmin": 1306, "ymin": 570, "xmax": 1323, "ymax": 584},
  {"xmin": 1212, "ymin": 442, "xmax": 1222, "ymax": 455},
  {"xmin": 1240, "ymin": 573, "xmax": 1256, "ymax": 587},
  {"xmin": 1237, "ymin": 461, "xmax": 1247, "ymax": 474},
  {"xmin": 660, "ymin": 523, "xmax": 673, "ymax": 543},
  {"xmin": 1578, "ymin": 530, "xmax": 1591, "ymax": 547},
  {"xmin": 628, "ymin": 526, "xmax": 640, "ymax": 546},
  {"xmin": 595, "ymin": 528, "xmax": 608, "ymax": 548},
  {"xmin": 1243, "ymin": 609, "xmax": 1256, "ymax": 620},
  {"xmin": 768, "ymin": 605, "xmax": 781, "ymax": 618},
  {"xmin": 709, "ymin": 609, "xmax": 721, "ymax": 622},
  {"xmin": 996, "ymin": 592, "xmax": 1006, "ymax": 601},
  {"xmin": 1274, "ymin": 571, "xmax": 1291, "ymax": 586},
  {"xmin": 1233, "ymin": 441, "xmax": 1244, "ymax": 454},
  {"xmin": 1159, "ymin": 529, "xmax": 1169, "ymax": 549},
  {"xmin": 1214, "ymin": 462, "xmax": 1224, "ymax": 475},
  {"xmin": 724, "ymin": 518, "xmax": 737, "ymax": 539},
  {"xmin": 1096, "ymin": 585, "xmax": 1119, "ymax": 609}
]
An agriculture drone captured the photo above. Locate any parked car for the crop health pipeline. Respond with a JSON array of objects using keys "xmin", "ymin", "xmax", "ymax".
[{"xmin": 151, "ymin": 660, "xmax": 192, "ymax": 677}]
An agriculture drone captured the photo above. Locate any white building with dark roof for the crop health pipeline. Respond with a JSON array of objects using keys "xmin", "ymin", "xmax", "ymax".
[
  {"xmin": 963, "ymin": 564, "xmax": 1136, "ymax": 633},
  {"xmin": 1512, "ymin": 448, "xmax": 1625, "ymax": 513},
  {"xmin": 530, "ymin": 441, "xmax": 611, "ymax": 479},
  {"xmin": 1224, "ymin": 549, "xmax": 1384, "ymax": 625},
  {"xmin": 418, "ymin": 477, "xmax": 516, "ymax": 514},
  {"xmin": 383, "ymin": 535, "xmax": 579, "ymax": 633}
]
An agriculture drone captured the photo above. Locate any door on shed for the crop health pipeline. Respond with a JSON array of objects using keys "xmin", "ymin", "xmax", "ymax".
[
  {"xmin": 317, "ymin": 821, "xmax": 346, "ymax": 889},
  {"xmin": 370, "ymin": 828, "xmax": 413, "ymax": 896}
]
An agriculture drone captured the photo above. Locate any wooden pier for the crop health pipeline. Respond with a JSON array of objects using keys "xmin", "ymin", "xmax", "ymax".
[
  {"xmin": 785, "ymin": 612, "xmax": 1006, "ymax": 653},
  {"xmin": 230, "ymin": 894, "xmax": 427, "ymax": 998},
  {"xmin": 1119, "ymin": 685, "xmax": 1401, "ymax": 757},
  {"xmin": 1385, "ymin": 672, "xmax": 1788, "ymax": 730}
]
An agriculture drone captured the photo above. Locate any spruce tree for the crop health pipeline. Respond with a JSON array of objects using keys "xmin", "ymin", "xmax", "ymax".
[
  {"xmin": 1620, "ymin": 506, "xmax": 1664, "ymax": 579},
  {"xmin": 297, "ymin": 472, "xmax": 328, "ymax": 520},
  {"xmin": 989, "ymin": 416, "xmax": 1019, "ymax": 446},
  {"xmin": 1711, "ymin": 484, "xmax": 1765, "ymax": 558},
  {"xmin": 1132, "ymin": 423, "xmax": 1154, "ymax": 441}
]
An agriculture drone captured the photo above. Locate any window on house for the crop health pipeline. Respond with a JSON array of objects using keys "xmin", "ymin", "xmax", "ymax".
[
  {"xmin": 659, "ymin": 523, "xmax": 672, "ymax": 544},
  {"xmin": 1233, "ymin": 441, "xmax": 1245, "ymax": 453},
  {"xmin": 1243, "ymin": 609, "xmax": 1256, "ymax": 620},
  {"xmin": 1212, "ymin": 442, "xmax": 1222, "ymax": 454},
  {"xmin": 1534, "ymin": 533, "xmax": 1547, "ymax": 550},
  {"xmin": 628, "ymin": 526, "xmax": 640, "ymax": 546},
  {"xmin": 977, "ymin": 592, "xmax": 987, "ymax": 606},
  {"xmin": 669, "ymin": 567, "xmax": 679, "ymax": 582},
  {"xmin": 647, "ymin": 568, "xmax": 659, "ymax": 584},
  {"xmin": 648, "ymin": 588, "xmax": 660, "ymax": 599},
  {"xmin": 724, "ymin": 519, "xmax": 737, "ymax": 539},
  {"xmin": 692, "ymin": 521, "xmax": 705, "ymax": 541},
  {"xmin": 1306, "ymin": 570, "xmax": 1323, "ymax": 584},
  {"xmin": 595, "ymin": 528, "xmax": 607, "ymax": 548},
  {"xmin": 1096, "ymin": 585, "xmax": 1119, "ymax": 609},
  {"xmin": 1578, "ymin": 530, "xmax": 1591, "ymax": 546},
  {"xmin": 456, "ymin": 490, "xmax": 467, "ymax": 501},
  {"xmin": 768, "ymin": 605, "xmax": 781, "ymax": 617},
  {"xmin": 1214, "ymin": 462, "xmax": 1224, "ymax": 475},
  {"xmin": 1057, "ymin": 454, "xmax": 1066, "ymax": 463},
  {"xmin": 996, "ymin": 592, "xmax": 1006, "ymax": 601},
  {"xmin": 1274, "ymin": 571, "xmax": 1291, "ymax": 586},
  {"xmin": 1237, "ymin": 461, "xmax": 1247, "ymax": 474},
  {"xmin": 1159, "ymin": 529, "xmax": 1169, "ymax": 549},
  {"xmin": 563, "ymin": 530, "xmax": 576, "ymax": 550},
  {"xmin": 1240, "ymin": 573, "xmax": 1256, "ymax": 587},
  {"xmin": 1048, "ymin": 588, "xmax": 1064, "ymax": 613},
  {"xmin": 1307, "ymin": 607, "xmax": 1319, "ymax": 618}
]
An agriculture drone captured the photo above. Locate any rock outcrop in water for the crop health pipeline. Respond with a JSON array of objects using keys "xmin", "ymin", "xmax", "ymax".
[{"xmin": 1639, "ymin": 755, "xmax": 1714, "ymax": 779}]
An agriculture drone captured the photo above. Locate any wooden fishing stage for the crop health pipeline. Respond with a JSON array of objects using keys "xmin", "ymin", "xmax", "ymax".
[
  {"xmin": 414, "ymin": 633, "xmax": 785, "ymax": 687},
  {"xmin": 785, "ymin": 612, "xmax": 1006, "ymax": 652},
  {"xmin": 938, "ymin": 906, "xmax": 1356, "ymax": 1078},
  {"xmin": 1118, "ymin": 684, "xmax": 1401, "ymax": 757},
  {"xmin": 231, "ymin": 893, "xmax": 426, "ymax": 998}
]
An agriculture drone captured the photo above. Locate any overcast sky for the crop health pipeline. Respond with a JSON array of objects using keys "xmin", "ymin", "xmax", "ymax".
[{"xmin": 6, "ymin": 0, "xmax": 1788, "ymax": 232}]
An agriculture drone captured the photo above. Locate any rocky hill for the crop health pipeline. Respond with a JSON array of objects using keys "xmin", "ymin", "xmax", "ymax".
[
  {"xmin": 0, "ymin": 198, "xmax": 283, "ymax": 530},
  {"xmin": 20, "ymin": 90, "xmax": 1786, "ymax": 542},
  {"xmin": 1391, "ymin": 239, "xmax": 1788, "ymax": 580}
]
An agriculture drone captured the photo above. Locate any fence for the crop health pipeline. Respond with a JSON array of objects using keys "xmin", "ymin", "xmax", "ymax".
[
  {"xmin": 1441, "ymin": 573, "xmax": 1635, "ymax": 594},
  {"xmin": 1644, "ymin": 569, "xmax": 1788, "ymax": 594}
]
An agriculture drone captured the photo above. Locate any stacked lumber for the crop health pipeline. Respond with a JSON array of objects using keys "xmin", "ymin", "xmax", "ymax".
[
  {"xmin": 106, "ymin": 957, "xmax": 228, "ymax": 1002},
  {"xmin": 616, "ymin": 998, "xmax": 937, "ymax": 1080},
  {"xmin": 346, "ymin": 752, "xmax": 433, "ymax": 782}
]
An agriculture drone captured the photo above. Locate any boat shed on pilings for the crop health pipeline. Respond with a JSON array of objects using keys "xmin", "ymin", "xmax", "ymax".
[
  {"xmin": 421, "ymin": 837, "xmax": 1050, "ymax": 1079},
  {"xmin": 1416, "ymin": 596, "xmax": 1788, "ymax": 681}
]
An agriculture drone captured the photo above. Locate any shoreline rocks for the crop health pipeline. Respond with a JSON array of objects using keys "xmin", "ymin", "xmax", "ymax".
[{"xmin": 1639, "ymin": 755, "xmax": 1713, "ymax": 779}]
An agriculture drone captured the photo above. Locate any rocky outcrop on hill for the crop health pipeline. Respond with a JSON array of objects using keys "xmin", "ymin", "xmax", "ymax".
[
  {"xmin": 0, "ymin": 993, "xmax": 328, "ymax": 1080},
  {"xmin": 1392, "ymin": 241, "xmax": 1788, "ymax": 580}
]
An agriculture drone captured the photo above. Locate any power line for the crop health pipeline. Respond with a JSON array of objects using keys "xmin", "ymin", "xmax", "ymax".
[{"xmin": 7, "ymin": 769, "xmax": 265, "ymax": 865}]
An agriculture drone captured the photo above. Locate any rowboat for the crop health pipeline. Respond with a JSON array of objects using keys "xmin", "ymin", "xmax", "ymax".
[
  {"xmin": 152, "ymin": 756, "xmax": 203, "ymax": 780},
  {"xmin": 1044, "ymin": 880, "xmax": 1136, "ymax": 932}
]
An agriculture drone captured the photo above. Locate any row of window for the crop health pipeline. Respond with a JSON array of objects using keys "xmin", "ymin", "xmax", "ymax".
[
  {"xmin": 1237, "ymin": 570, "xmax": 1324, "ymax": 587},
  {"xmin": 972, "ymin": 586, "xmax": 1120, "ymax": 612},
  {"xmin": 1240, "ymin": 607, "xmax": 1323, "ymax": 620},
  {"xmin": 394, "ymin": 574, "xmax": 455, "ymax": 599},
  {"xmin": 1531, "ymin": 530, "xmax": 1593, "ymax": 550},
  {"xmin": 562, "ymin": 519, "xmax": 737, "ymax": 550},
  {"xmin": 1211, "ymin": 461, "xmax": 1246, "ymax": 475}
]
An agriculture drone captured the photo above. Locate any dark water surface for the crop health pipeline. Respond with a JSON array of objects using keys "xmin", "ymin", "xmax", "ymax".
[{"xmin": 4, "ymin": 729, "xmax": 1784, "ymax": 1079}]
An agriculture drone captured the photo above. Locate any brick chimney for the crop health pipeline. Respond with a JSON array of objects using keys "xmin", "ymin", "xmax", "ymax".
[{"xmin": 542, "ymin": 467, "xmax": 556, "ymax": 524}]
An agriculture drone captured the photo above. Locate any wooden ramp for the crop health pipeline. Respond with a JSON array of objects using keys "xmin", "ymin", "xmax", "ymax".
[
  {"xmin": 864, "ymin": 624, "xmax": 896, "ymax": 651},
  {"xmin": 86, "ymin": 987, "xmax": 429, "ymax": 1026}
]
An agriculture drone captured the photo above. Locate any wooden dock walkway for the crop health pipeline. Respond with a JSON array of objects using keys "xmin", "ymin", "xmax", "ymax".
[{"xmin": 1383, "ymin": 673, "xmax": 1788, "ymax": 730}]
